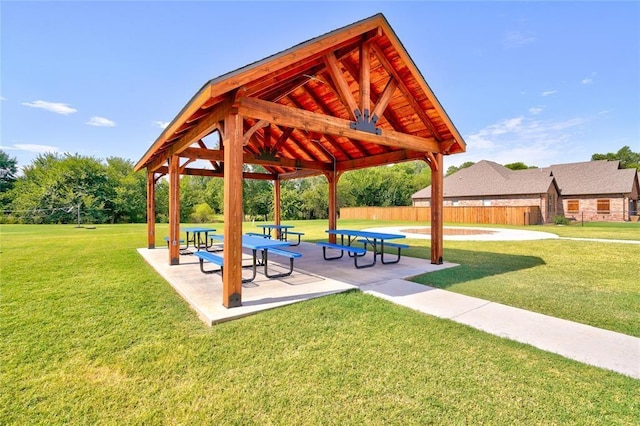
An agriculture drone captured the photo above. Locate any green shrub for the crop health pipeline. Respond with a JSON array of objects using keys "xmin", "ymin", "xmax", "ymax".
[
  {"xmin": 553, "ymin": 215, "xmax": 570, "ymax": 225},
  {"xmin": 190, "ymin": 202, "xmax": 216, "ymax": 223}
]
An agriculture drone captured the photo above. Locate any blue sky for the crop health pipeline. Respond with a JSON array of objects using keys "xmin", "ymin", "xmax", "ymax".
[{"xmin": 2, "ymin": 1, "xmax": 638, "ymax": 172}]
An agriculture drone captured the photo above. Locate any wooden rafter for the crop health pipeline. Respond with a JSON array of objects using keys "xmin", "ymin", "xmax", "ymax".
[
  {"xmin": 323, "ymin": 52, "xmax": 359, "ymax": 120},
  {"xmin": 291, "ymin": 87, "xmax": 362, "ymax": 158},
  {"xmin": 147, "ymin": 97, "xmax": 233, "ymax": 172},
  {"xmin": 370, "ymin": 43, "xmax": 443, "ymax": 142}
]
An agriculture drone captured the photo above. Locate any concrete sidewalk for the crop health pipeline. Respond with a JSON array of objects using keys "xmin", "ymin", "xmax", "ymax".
[
  {"xmin": 362, "ymin": 279, "xmax": 640, "ymax": 380},
  {"xmin": 140, "ymin": 242, "xmax": 639, "ymax": 380}
]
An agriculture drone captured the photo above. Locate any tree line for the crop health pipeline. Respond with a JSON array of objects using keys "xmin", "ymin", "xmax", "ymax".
[
  {"xmin": 1, "ymin": 145, "xmax": 636, "ymax": 225},
  {"xmin": 0, "ymin": 151, "xmax": 431, "ymax": 224}
]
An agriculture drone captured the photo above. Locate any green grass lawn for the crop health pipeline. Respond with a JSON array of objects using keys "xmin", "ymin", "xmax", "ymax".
[{"xmin": 1, "ymin": 223, "xmax": 638, "ymax": 423}]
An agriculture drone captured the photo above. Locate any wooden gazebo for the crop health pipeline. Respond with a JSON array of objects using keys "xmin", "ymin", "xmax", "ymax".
[{"xmin": 134, "ymin": 13, "xmax": 466, "ymax": 308}]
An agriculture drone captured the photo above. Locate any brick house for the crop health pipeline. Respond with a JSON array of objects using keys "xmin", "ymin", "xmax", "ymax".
[{"xmin": 411, "ymin": 160, "xmax": 639, "ymax": 223}]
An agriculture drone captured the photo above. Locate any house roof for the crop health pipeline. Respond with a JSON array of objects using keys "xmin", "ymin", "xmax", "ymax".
[
  {"xmin": 544, "ymin": 160, "xmax": 638, "ymax": 195},
  {"xmin": 412, "ymin": 160, "xmax": 556, "ymax": 199},
  {"xmin": 134, "ymin": 13, "xmax": 465, "ymax": 178},
  {"xmin": 412, "ymin": 159, "xmax": 639, "ymax": 199}
]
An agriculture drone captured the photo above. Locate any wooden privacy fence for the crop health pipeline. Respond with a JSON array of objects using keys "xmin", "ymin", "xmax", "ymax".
[{"xmin": 340, "ymin": 206, "xmax": 542, "ymax": 225}]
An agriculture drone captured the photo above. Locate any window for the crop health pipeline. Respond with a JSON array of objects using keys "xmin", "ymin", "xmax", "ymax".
[
  {"xmin": 482, "ymin": 200, "xmax": 491, "ymax": 206},
  {"xmin": 597, "ymin": 199, "xmax": 610, "ymax": 214},
  {"xmin": 452, "ymin": 200, "xmax": 459, "ymax": 206},
  {"xmin": 547, "ymin": 194, "xmax": 555, "ymax": 215},
  {"xmin": 567, "ymin": 200, "xmax": 579, "ymax": 213}
]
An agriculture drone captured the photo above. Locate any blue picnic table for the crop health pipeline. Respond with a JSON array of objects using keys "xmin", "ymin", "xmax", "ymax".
[
  {"xmin": 319, "ymin": 229, "xmax": 408, "ymax": 268},
  {"xmin": 205, "ymin": 234, "xmax": 297, "ymax": 282},
  {"xmin": 182, "ymin": 226, "xmax": 216, "ymax": 252}
]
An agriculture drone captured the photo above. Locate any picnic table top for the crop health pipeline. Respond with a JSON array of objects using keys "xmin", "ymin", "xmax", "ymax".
[
  {"xmin": 182, "ymin": 227, "xmax": 216, "ymax": 233},
  {"xmin": 256, "ymin": 224, "xmax": 295, "ymax": 229},
  {"xmin": 210, "ymin": 234, "xmax": 291, "ymax": 250},
  {"xmin": 325, "ymin": 229, "xmax": 406, "ymax": 240}
]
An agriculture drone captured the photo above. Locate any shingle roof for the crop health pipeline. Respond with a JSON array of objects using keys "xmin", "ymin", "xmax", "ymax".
[
  {"xmin": 545, "ymin": 160, "xmax": 637, "ymax": 195},
  {"xmin": 412, "ymin": 159, "xmax": 638, "ymax": 199},
  {"xmin": 412, "ymin": 160, "xmax": 555, "ymax": 198}
]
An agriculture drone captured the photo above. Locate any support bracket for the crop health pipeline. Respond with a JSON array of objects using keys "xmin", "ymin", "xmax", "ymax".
[{"xmin": 350, "ymin": 109, "xmax": 381, "ymax": 135}]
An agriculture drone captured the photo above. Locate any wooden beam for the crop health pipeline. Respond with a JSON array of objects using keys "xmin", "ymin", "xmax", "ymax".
[
  {"xmin": 146, "ymin": 171, "xmax": 156, "ymax": 249},
  {"xmin": 243, "ymin": 119, "xmax": 268, "ymax": 145},
  {"xmin": 359, "ymin": 41, "xmax": 371, "ymax": 115},
  {"xmin": 371, "ymin": 77, "xmax": 398, "ymax": 122},
  {"xmin": 326, "ymin": 171, "xmax": 339, "ymax": 244},
  {"xmin": 208, "ymin": 19, "xmax": 383, "ymax": 99},
  {"xmin": 156, "ymin": 166, "xmax": 276, "ymax": 180},
  {"xmin": 146, "ymin": 97, "xmax": 233, "ymax": 172},
  {"xmin": 274, "ymin": 178, "xmax": 281, "ymax": 234},
  {"xmin": 222, "ymin": 112, "xmax": 244, "ymax": 308},
  {"xmin": 429, "ymin": 152, "xmax": 443, "ymax": 264},
  {"xmin": 180, "ymin": 147, "xmax": 332, "ymax": 171},
  {"xmin": 237, "ymin": 96, "xmax": 441, "ymax": 153},
  {"xmin": 196, "ymin": 139, "xmax": 221, "ymax": 171},
  {"xmin": 272, "ymin": 127, "xmax": 294, "ymax": 151},
  {"xmin": 324, "ymin": 52, "xmax": 359, "ymax": 120},
  {"xmin": 337, "ymin": 149, "xmax": 425, "ymax": 172},
  {"xmin": 168, "ymin": 155, "xmax": 180, "ymax": 265},
  {"xmin": 370, "ymin": 43, "xmax": 443, "ymax": 142}
]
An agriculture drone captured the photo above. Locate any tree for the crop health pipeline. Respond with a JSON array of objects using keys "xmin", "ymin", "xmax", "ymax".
[
  {"xmin": 11, "ymin": 153, "xmax": 111, "ymax": 224},
  {"xmin": 592, "ymin": 146, "xmax": 640, "ymax": 171},
  {"xmin": 504, "ymin": 162, "xmax": 537, "ymax": 170},
  {"xmin": 105, "ymin": 157, "xmax": 147, "ymax": 223},
  {"xmin": 0, "ymin": 150, "xmax": 18, "ymax": 209},
  {"xmin": 190, "ymin": 202, "xmax": 216, "ymax": 223},
  {"xmin": 446, "ymin": 161, "xmax": 474, "ymax": 176}
]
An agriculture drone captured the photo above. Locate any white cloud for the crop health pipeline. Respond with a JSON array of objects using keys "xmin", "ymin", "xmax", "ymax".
[
  {"xmin": 541, "ymin": 90, "xmax": 557, "ymax": 97},
  {"xmin": 22, "ymin": 100, "xmax": 77, "ymax": 115},
  {"xmin": 152, "ymin": 120, "xmax": 170, "ymax": 129},
  {"xmin": 461, "ymin": 115, "xmax": 587, "ymax": 167},
  {"xmin": 1, "ymin": 143, "xmax": 59, "ymax": 153},
  {"xmin": 528, "ymin": 107, "xmax": 544, "ymax": 115},
  {"xmin": 582, "ymin": 72, "xmax": 597, "ymax": 85},
  {"xmin": 502, "ymin": 30, "xmax": 536, "ymax": 48},
  {"xmin": 0, "ymin": 96, "xmax": 6, "ymax": 101},
  {"xmin": 86, "ymin": 116, "xmax": 116, "ymax": 127}
]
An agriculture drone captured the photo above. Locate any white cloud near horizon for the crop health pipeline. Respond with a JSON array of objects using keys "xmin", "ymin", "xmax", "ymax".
[
  {"xmin": 1, "ymin": 143, "xmax": 60, "ymax": 154},
  {"xmin": 152, "ymin": 120, "xmax": 170, "ymax": 129},
  {"xmin": 22, "ymin": 100, "xmax": 77, "ymax": 115},
  {"xmin": 460, "ymin": 114, "xmax": 587, "ymax": 167},
  {"xmin": 86, "ymin": 116, "xmax": 116, "ymax": 127}
]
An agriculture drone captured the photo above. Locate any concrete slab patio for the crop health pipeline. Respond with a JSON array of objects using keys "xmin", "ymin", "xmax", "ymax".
[
  {"xmin": 139, "ymin": 240, "xmax": 640, "ymax": 380},
  {"xmin": 137, "ymin": 241, "xmax": 456, "ymax": 324}
]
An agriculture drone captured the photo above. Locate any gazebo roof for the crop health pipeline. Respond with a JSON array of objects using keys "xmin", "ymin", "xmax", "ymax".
[{"xmin": 134, "ymin": 13, "xmax": 465, "ymax": 178}]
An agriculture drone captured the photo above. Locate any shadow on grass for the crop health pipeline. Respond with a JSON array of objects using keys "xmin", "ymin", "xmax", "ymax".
[{"xmin": 409, "ymin": 247, "xmax": 545, "ymax": 289}]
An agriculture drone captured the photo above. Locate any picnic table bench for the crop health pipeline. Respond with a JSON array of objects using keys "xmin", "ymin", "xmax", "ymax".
[
  {"xmin": 317, "ymin": 229, "xmax": 407, "ymax": 268},
  {"xmin": 316, "ymin": 241, "xmax": 371, "ymax": 268},
  {"xmin": 195, "ymin": 234, "xmax": 302, "ymax": 282},
  {"xmin": 357, "ymin": 239, "xmax": 409, "ymax": 264}
]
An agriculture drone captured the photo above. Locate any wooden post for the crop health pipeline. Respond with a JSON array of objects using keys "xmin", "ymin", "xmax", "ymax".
[
  {"xmin": 430, "ymin": 152, "xmax": 444, "ymax": 264},
  {"xmin": 274, "ymin": 177, "xmax": 281, "ymax": 238},
  {"xmin": 222, "ymin": 111, "xmax": 244, "ymax": 308},
  {"xmin": 327, "ymin": 170, "xmax": 338, "ymax": 244},
  {"xmin": 146, "ymin": 170, "xmax": 156, "ymax": 249},
  {"xmin": 168, "ymin": 156, "xmax": 180, "ymax": 265}
]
